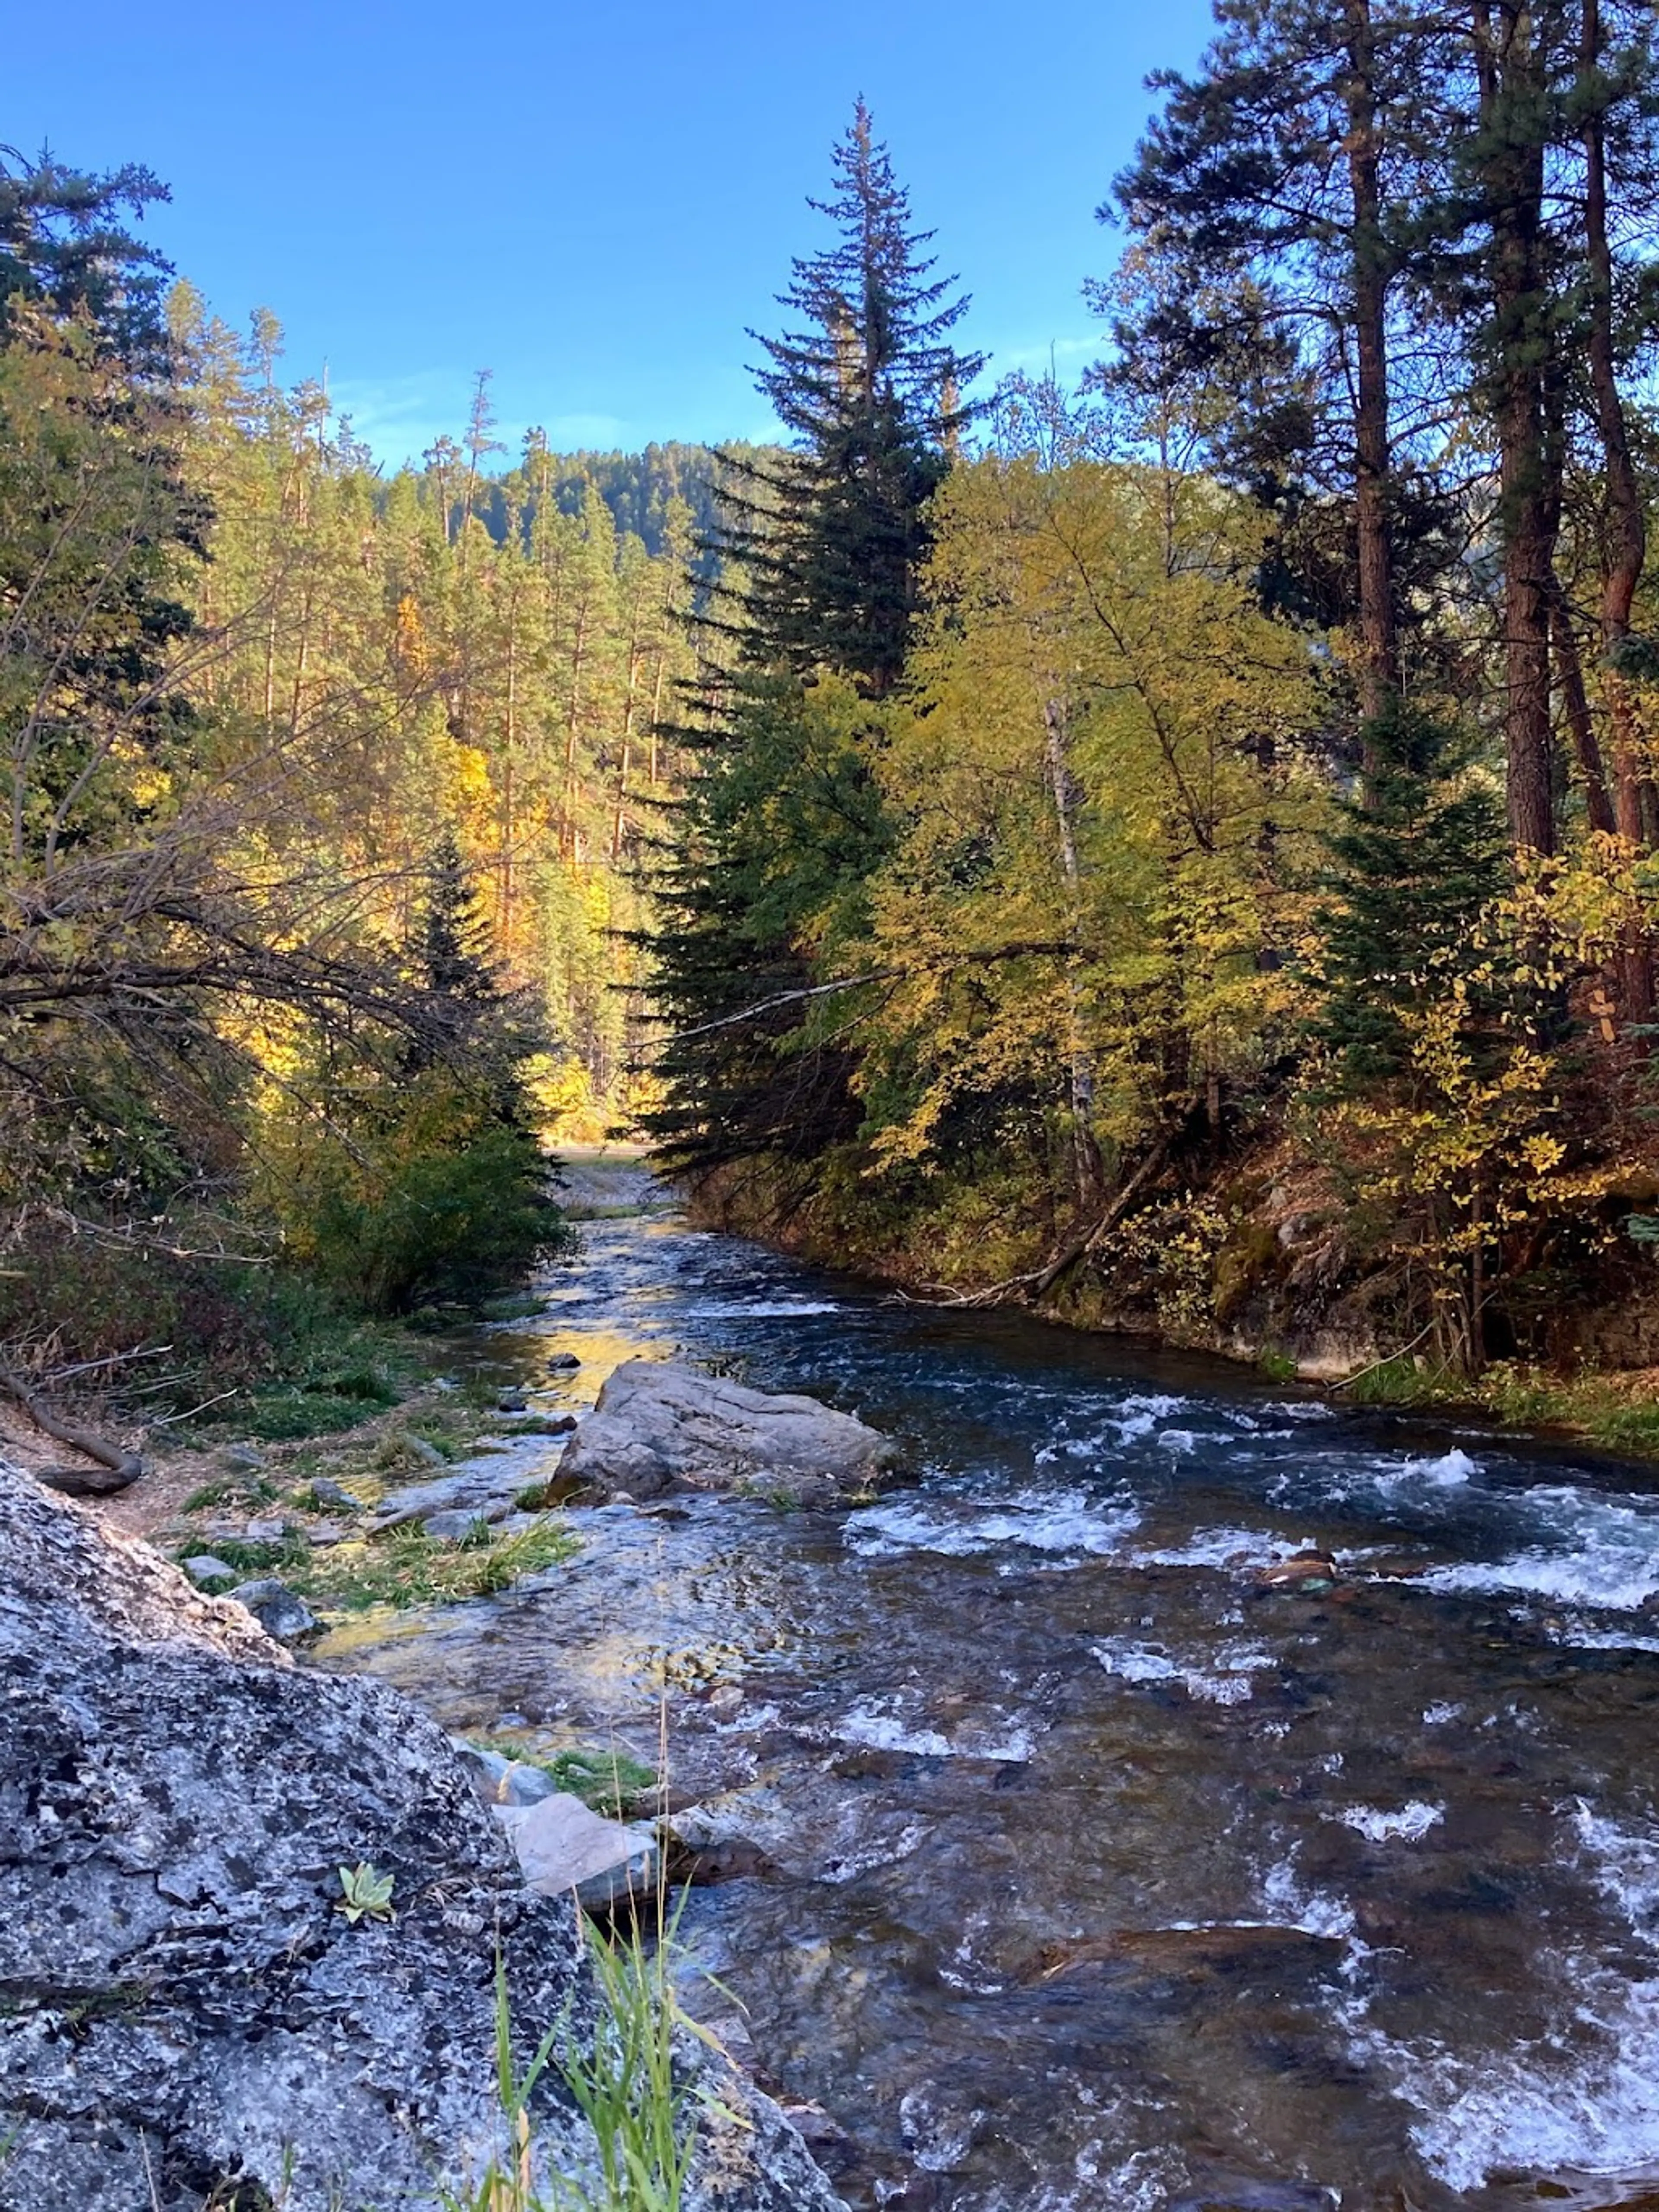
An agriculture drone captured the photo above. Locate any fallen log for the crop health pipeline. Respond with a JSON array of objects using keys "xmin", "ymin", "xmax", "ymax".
[
  {"xmin": 931, "ymin": 1137, "xmax": 1173, "ymax": 1310},
  {"xmin": 0, "ymin": 1365, "xmax": 143, "ymax": 1494}
]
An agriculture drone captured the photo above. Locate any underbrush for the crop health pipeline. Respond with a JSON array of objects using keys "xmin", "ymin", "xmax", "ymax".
[
  {"xmin": 0, "ymin": 1223, "xmax": 423, "ymax": 1433},
  {"xmin": 1332, "ymin": 1353, "xmax": 1659, "ymax": 1456}
]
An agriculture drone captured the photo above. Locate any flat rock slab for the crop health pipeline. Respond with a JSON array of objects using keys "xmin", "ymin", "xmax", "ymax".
[
  {"xmin": 496, "ymin": 1791, "xmax": 656, "ymax": 1905},
  {"xmin": 557, "ymin": 1359, "xmax": 894, "ymax": 1505},
  {"xmin": 372, "ymin": 1461, "xmax": 530, "ymax": 1531}
]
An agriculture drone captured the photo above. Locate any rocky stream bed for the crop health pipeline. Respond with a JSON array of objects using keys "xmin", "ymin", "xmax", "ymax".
[{"xmin": 303, "ymin": 1159, "xmax": 1659, "ymax": 2212}]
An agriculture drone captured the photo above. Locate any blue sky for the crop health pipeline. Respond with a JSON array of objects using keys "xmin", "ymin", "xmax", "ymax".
[{"xmin": 18, "ymin": 0, "xmax": 1218, "ymax": 467}]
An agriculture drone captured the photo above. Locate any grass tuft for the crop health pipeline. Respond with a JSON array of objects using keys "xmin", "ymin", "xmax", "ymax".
[{"xmin": 441, "ymin": 1906, "xmax": 735, "ymax": 2212}]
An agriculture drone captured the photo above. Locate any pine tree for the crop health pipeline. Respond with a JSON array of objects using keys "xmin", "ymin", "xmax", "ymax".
[
  {"xmin": 708, "ymin": 99, "xmax": 982, "ymax": 696},
  {"xmin": 1113, "ymin": 0, "xmax": 1450, "ymax": 732},
  {"xmin": 1312, "ymin": 703, "xmax": 1508, "ymax": 1087},
  {"xmin": 644, "ymin": 103, "xmax": 979, "ymax": 1181},
  {"xmin": 0, "ymin": 144, "xmax": 174, "ymax": 368},
  {"xmin": 417, "ymin": 830, "xmax": 496, "ymax": 1003}
]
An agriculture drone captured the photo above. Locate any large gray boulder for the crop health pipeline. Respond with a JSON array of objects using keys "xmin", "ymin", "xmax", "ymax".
[
  {"xmin": 0, "ymin": 1457, "xmax": 842, "ymax": 2212},
  {"xmin": 558, "ymin": 1359, "xmax": 895, "ymax": 1505}
]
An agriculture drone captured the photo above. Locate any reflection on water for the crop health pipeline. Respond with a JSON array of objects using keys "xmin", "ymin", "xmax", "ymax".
[{"xmin": 316, "ymin": 1180, "xmax": 1659, "ymax": 2212}]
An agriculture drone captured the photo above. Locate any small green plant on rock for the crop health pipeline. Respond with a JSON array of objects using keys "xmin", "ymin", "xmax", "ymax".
[{"xmin": 336, "ymin": 1862, "xmax": 395, "ymax": 1925}]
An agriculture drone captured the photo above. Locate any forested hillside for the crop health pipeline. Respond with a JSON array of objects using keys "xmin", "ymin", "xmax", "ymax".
[{"xmin": 0, "ymin": 148, "xmax": 705, "ymax": 1424}]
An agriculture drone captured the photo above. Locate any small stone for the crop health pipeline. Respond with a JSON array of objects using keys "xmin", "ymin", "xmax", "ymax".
[
  {"xmin": 421, "ymin": 1509, "xmax": 490, "ymax": 1544},
  {"xmin": 499, "ymin": 1761, "xmax": 558, "ymax": 1808},
  {"xmin": 495, "ymin": 1791, "xmax": 656, "ymax": 1906},
  {"xmin": 306, "ymin": 1521, "xmax": 346, "ymax": 1547},
  {"xmin": 453, "ymin": 1740, "xmax": 512, "ymax": 1797},
  {"xmin": 181, "ymin": 1554, "xmax": 235, "ymax": 1586},
  {"xmin": 497, "ymin": 1391, "xmax": 530, "ymax": 1415},
  {"xmin": 546, "ymin": 1352, "xmax": 582, "ymax": 1373},
  {"xmin": 310, "ymin": 1477, "xmax": 364, "ymax": 1512},
  {"xmin": 451, "ymin": 1742, "xmax": 554, "ymax": 1804},
  {"xmin": 227, "ymin": 1579, "xmax": 318, "ymax": 1643},
  {"xmin": 1256, "ymin": 1551, "xmax": 1339, "ymax": 1594},
  {"xmin": 238, "ymin": 1518, "xmax": 288, "ymax": 1545}
]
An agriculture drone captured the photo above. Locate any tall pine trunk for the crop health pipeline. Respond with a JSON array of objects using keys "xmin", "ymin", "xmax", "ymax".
[
  {"xmin": 1346, "ymin": 0, "xmax": 1399, "ymax": 738},
  {"xmin": 1476, "ymin": 0, "xmax": 1557, "ymax": 859}
]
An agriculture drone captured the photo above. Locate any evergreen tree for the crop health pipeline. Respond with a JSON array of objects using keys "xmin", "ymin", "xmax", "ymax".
[
  {"xmin": 417, "ymin": 830, "xmax": 496, "ymax": 1003},
  {"xmin": 1112, "ymin": 0, "xmax": 1456, "ymax": 734},
  {"xmin": 644, "ymin": 103, "xmax": 979, "ymax": 1182},
  {"xmin": 0, "ymin": 144, "xmax": 174, "ymax": 368},
  {"xmin": 1312, "ymin": 703, "xmax": 1508, "ymax": 1087},
  {"xmin": 711, "ymin": 98, "xmax": 982, "ymax": 696}
]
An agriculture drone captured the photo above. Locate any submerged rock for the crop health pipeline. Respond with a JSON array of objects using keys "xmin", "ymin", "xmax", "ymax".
[
  {"xmin": 557, "ymin": 1359, "xmax": 894, "ymax": 1505},
  {"xmin": 1255, "ymin": 1551, "xmax": 1339, "ymax": 1595},
  {"xmin": 0, "ymin": 1457, "xmax": 842, "ymax": 2212}
]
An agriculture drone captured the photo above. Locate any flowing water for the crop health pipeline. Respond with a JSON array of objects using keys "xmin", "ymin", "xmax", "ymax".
[{"xmin": 318, "ymin": 1169, "xmax": 1659, "ymax": 2212}]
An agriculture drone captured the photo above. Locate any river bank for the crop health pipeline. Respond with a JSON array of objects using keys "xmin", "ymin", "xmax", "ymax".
[{"xmin": 685, "ymin": 1152, "xmax": 1659, "ymax": 1464}]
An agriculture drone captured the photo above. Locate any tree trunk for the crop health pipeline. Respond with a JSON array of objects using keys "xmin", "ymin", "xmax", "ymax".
[
  {"xmin": 1549, "ymin": 584, "xmax": 1617, "ymax": 834},
  {"xmin": 1345, "ymin": 0, "xmax": 1399, "ymax": 743},
  {"xmin": 1581, "ymin": 0, "xmax": 1652, "ymax": 1010},
  {"xmin": 1043, "ymin": 698, "xmax": 1104, "ymax": 1206},
  {"xmin": 1477, "ymin": 0, "xmax": 1557, "ymax": 858}
]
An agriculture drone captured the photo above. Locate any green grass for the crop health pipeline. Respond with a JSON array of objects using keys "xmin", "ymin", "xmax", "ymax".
[
  {"xmin": 1342, "ymin": 1354, "xmax": 1446, "ymax": 1407},
  {"xmin": 178, "ymin": 1518, "xmax": 578, "ymax": 1614},
  {"xmin": 440, "ymin": 1910, "xmax": 730, "ymax": 2212},
  {"xmin": 470, "ymin": 1739, "xmax": 658, "ymax": 1818},
  {"xmin": 1326, "ymin": 1353, "xmax": 1659, "ymax": 1459},
  {"xmin": 181, "ymin": 1473, "xmax": 279, "ymax": 1513}
]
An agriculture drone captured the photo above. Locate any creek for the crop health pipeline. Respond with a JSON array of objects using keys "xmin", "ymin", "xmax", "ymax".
[{"xmin": 317, "ymin": 1165, "xmax": 1659, "ymax": 2212}]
